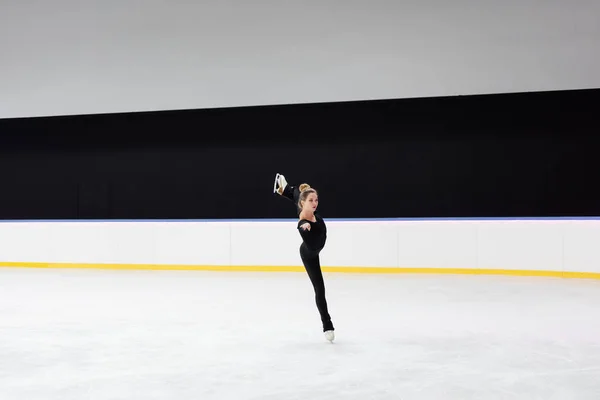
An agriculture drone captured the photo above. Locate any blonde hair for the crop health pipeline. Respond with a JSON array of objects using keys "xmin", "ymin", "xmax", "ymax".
[
  {"xmin": 299, "ymin": 183, "xmax": 311, "ymax": 192},
  {"xmin": 298, "ymin": 183, "xmax": 317, "ymax": 210}
]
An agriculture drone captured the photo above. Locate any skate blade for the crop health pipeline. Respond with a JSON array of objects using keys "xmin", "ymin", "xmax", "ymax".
[{"xmin": 273, "ymin": 173, "xmax": 280, "ymax": 194}]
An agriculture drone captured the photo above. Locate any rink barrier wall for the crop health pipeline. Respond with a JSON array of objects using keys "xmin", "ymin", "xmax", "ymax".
[{"xmin": 1, "ymin": 218, "xmax": 599, "ymax": 279}]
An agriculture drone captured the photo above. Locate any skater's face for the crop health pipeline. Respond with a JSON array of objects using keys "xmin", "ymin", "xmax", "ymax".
[{"xmin": 302, "ymin": 192, "xmax": 318, "ymax": 212}]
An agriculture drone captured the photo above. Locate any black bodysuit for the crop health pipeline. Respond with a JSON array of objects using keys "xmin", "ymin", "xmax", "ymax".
[
  {"xmin": 283, "ymin": 183, "xmax": 327, "ymax": 250},
  {"xmin": 281, "ymin": 182, "xmax": 333, "ymax": 332},
  {"xmin": 297, "ymin": 213, "xmax": 327, "ymax": 252}
]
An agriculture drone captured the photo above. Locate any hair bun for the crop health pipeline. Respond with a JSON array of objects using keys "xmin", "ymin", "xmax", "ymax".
[{"xmin": 299, "ymin": 183, "xmax": 311, "ymax": 192}]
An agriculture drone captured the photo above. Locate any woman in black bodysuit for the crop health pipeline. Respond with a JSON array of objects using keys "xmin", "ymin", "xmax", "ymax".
[{"xmin": 274, "ymin": 173, "xmax": 335, "ymax": 342}]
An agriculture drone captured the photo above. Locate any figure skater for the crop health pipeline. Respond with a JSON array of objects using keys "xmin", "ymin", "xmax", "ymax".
[{"xmin": 273, "ymin": 173, "xmax": 335, "ymax": 342}]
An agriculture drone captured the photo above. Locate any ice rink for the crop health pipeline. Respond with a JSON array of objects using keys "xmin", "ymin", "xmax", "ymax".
[{"xmin": 1, "ymin": 267, "xmax": 599, "ymax": 399}]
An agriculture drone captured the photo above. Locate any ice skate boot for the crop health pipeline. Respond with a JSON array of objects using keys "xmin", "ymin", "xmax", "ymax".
[
  {"xmin": 324, "ymin": 330, "xmax": 335, "ymax": 342},
  {"xmin": 273, "ymin": 173, "xmax": 288, "ymax": 195}
]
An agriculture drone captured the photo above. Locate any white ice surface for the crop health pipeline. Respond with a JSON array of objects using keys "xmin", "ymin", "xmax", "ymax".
[{"xmin": 0, "ymin": 268, "xmax": 599, "ymax": 399}]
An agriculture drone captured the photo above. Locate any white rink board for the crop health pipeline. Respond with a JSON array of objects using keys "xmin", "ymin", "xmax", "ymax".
[{"xmin": 0, "ymin": 219, "xmax": 599, "ymax": 274}]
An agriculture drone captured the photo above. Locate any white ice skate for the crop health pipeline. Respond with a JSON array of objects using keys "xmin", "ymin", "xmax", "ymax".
[
  {"xmin": 324, "ymin": 330, "xmax": 335, "ymax": 342},
  {"xmin": 273, "ymin": 173, "xmax": 287, "ymax": 195}
]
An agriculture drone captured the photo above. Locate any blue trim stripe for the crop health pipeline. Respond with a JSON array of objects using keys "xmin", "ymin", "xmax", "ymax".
[{"xmin": 0, "ymin": 217, "xmax": 599, "ymax": 223}]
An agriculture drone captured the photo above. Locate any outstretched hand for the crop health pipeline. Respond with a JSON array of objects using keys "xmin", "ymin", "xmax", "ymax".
[{"xmin": 300, "ymin": 222, "xmax": 311, "ymax": 231}]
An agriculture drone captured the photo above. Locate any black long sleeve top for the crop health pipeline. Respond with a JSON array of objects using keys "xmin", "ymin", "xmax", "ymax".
[
  {"xmin": 297, "ymin": 213, "xmax": 327, "ymax": 252},
  {"xmin": 281, "ymin": 182, "xmax": 327, "ymax": 251}
]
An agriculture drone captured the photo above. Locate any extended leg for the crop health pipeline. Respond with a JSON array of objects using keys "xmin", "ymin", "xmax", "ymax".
[
  {"xmin": 274, "ymin": 173, "xmax": 301, "ymax": 212},
  {"xmin": 300, "ymin": 243, "xmax": 334, "ymax": 333}
]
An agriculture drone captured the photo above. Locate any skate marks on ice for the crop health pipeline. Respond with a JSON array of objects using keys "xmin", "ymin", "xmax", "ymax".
[{"xmin": 0, "ymin": 268, "xmax": 599, "ymax": 399}]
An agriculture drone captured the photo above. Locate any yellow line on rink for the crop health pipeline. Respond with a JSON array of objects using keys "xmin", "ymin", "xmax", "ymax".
[{"xmin": 1, "ymin": 262, "xmax": 599, "ymax": 280}]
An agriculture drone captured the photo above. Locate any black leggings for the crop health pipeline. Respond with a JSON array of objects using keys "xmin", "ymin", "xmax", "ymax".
[{"xmin": 300, "ymin": 242, "xmax": 334, "ymax": 332}]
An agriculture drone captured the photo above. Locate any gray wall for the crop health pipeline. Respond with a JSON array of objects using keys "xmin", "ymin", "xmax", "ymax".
[{"xmin": 1, "ymin": 0, "xmax": 599, "ymax": 118}]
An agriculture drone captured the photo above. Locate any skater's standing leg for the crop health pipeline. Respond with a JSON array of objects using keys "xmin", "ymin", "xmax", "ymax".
[{"xmin": 300, "ymin": 243, "xmax": 334, "ymax": 332}]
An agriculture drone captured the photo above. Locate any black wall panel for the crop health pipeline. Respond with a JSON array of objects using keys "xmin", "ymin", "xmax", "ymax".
[{"xmin": 0, "ymin": 89, "xmax": 598, "ymax": 219}]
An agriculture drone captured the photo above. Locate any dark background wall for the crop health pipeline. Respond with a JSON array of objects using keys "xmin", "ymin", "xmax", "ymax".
[{"xmin": 0, "ymin": 88, "xmax": 598, "ymax": 220}]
